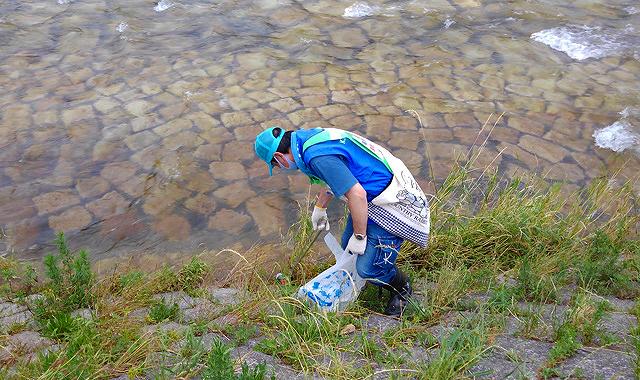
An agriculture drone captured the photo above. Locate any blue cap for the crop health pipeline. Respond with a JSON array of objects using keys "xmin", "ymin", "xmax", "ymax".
[{"xmin": 254, "ymin": 127, "xmax": 284, "ymax": 176}]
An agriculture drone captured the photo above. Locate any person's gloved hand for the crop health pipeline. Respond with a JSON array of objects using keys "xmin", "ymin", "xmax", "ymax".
[
  {"xmin": 311, "ymin": 206, "xmax": 330, "ymax": 231},
  {"xmin": 346, "ymin": 234, "xmax": 367, "ymax": 255}
]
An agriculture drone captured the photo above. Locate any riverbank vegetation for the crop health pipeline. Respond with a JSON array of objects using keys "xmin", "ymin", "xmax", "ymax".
[{"xmin": 1, "ymin": 154, "xmax": 639, "ymax": 379}]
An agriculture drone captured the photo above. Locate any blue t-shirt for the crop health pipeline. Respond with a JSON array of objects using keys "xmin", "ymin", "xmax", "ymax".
[{"xmin": 305, "ymin": 139, "xmax": 392, "ymax": 202}]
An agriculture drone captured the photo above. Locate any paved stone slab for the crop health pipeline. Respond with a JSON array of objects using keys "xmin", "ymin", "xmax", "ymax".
[
  {"xmin": 0, "ymin": 303, "xmax": 27, "ymax": 318},
  {"xmin": 0, "ymin": 331, "xmax": 53, "ymax": 364},
  {"xmin": 181, "ymin": 300, "xmax": 220, "ymax": 323},
  {"xmin": 142, "ymin": 321, "xmax": 189, "ymax": 336},
  {"xmin": 596, "ymin": 312, "xmax": 637, "ymax": 349},
  {"xmin": 556, "ymin": 348, "xmax": 635, "ymax": 379},
  {"xmin": 471, "ymin": 335, "xmax": 553, "ymax": 379},
  {"xmin": 153, "ymin": 291, "xmax": 199, "ymax": 310},
  {"xmin": 208, "ymin": 287, "xmax": 245, "ymax": 306},
  {"xmin": 232, "ymin": 346, "xmax": 314, "ymax": 380},
  {"xmin": 0, "ymin": 311, "xmax": 34, "ymax": 332},
  {"xmin": 364, "ymin": 314, "xmax": 401, "ymax": 335},
  {"xmin": 70, "ymin": 308, "xmax": 93, "ymax": 320}
]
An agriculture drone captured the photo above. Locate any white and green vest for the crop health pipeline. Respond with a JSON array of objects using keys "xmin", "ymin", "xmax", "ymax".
[{"xmin": 302, "ymin": 128, "xmax": 430, "ymax": 247}]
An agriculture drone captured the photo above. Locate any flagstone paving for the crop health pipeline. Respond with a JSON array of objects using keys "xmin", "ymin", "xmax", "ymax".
[{"xmin": 1, "ymin": 284, "xmax": 638, "ymax": 379}]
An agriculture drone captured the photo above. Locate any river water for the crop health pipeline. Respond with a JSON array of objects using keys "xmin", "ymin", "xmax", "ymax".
[{"xmin": 1, "ymin": 0, "xmax": 639, "ymax": 270}]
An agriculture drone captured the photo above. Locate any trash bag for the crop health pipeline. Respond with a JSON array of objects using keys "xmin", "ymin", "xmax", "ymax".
[{"xmin": 296, "ymin": 233, "xmax": 366, "ymax": 312}]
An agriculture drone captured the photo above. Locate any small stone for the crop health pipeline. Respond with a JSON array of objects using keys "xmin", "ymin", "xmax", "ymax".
[
  {"xmin": 209, "ymin": 162, "xmax": 247, "ymax": 181},
  {"xmin": 48, "ymin": 206, "xmax": 93, "ymax": 232},
  {"xmin": 154, "ymin": 214, "xmax": 191, "ymax": 241},
  {"xmin": 33, "ymin": 190, "xmax": 80, "ymax": 215},
  {"xmin": 340, "ymin": 324, "xmax": 356, "ymax": 335},
  {"xmin": 86, "ymin": 191, "xmax": 129, "ymax": 219},
  {"xmin": 184, "ymin": 170, "xmax": 217, "ymax": 193},
  {"xmin": 208, "ymin": 209, "xmax": 251, "ymax": 234}
]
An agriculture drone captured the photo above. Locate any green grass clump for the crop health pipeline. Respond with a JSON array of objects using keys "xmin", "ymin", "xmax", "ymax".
[
  {"xmin": 148, "ymin": 300, "xmax": 180, "ymax": 323},
  {"xmin": 630, "ymin": 302, "xmax": 640, "ymax": 378},
  {"xmin": 577, "ymin": 230, "xmax": 635, "ymax": 297},
  {"xmin": 418, "ymin": 322, "xmax": 490, "ymax": 379},
  {"xmin": 202, "ymin": 336, "xmax": 271, "ymax": 380},
  {"xmin": 547, "ymin": 323, "xmax": 580, "ymax": 370},
  {"xmin": 0, "ymin": 257, "xmax": 37, "ymax": 298},
  {"xmin": 149, "ymin": 257, "xmax": 209, "ymax": 295},
  {"xmin": 177, "ymin": 257, "xmax": 209, "ymax": 293},
  {"xmin": 403, "ymin": 160, "xmax": 637, "ymax": 284},
  {"xmin": 42, "ymin": 232, "xmax": 94, "ymax": 310},
  {"xmin": 31, "ymin": 233, "xmax": 95, "ymax": 341}
]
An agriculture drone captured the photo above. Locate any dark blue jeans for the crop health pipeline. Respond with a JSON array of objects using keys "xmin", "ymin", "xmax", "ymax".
[{"xmin": 341, "ymin": 215, "xmax": 403, "ymax": 286}]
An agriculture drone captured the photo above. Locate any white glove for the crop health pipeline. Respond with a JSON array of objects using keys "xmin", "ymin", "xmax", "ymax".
[
  {"xmin": 311, "ymin": 206, "xmax": 330, "ymax": 231},
  {"xmin": 346, "ymin": 234, "xmax": 367, "ymax": 255}
]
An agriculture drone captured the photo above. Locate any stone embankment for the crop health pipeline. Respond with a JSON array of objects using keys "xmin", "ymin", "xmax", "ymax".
[{"xmin": 2, "ymin": 283, "xmax": 637, "ymax": 379}]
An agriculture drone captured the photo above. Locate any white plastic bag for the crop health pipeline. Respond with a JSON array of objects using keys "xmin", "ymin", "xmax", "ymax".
[{"xmin": 296, "ymin": 233, "xmax": 366, "ymax": 312}]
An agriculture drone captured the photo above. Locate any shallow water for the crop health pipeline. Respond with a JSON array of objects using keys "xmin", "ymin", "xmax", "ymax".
[{"xmin": 1, "ymin": 0, "xmax": 639, "ymax": 268}]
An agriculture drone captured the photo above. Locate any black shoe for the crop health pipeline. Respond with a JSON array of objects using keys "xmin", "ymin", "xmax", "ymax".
[{"xmin": 384, "ymin": 270, "xmax": 412, "ymax": 316}]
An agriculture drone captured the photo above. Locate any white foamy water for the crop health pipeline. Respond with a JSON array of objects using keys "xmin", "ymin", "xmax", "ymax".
[
  {"xmin": 116, "ymin": 22, "xmax": 128, "ymax": 33},
  {"xmin": 154, "ymin": 0, "xmax": 175, "ymax": 12},
  {"xmin": 343, "ymin": 2, "xmax": 380, "ymax": 18},
  {"xmin": 625, "ymin": 6, "xmax": 639, "ymax": 15},
  {"xmin": 57, "ymin": 0, "xmax": 70, "ymax": 4},
  {"xmin": 443, "ymin": 17, "xmax": 455, "ymax": 29},
  {"xmin": 593, "ymin": 120, "xmax": 639, "ymax": 153},
  {"xmin": 531, "ymin": 25, "xmax": 624, "ymax": 60}
]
